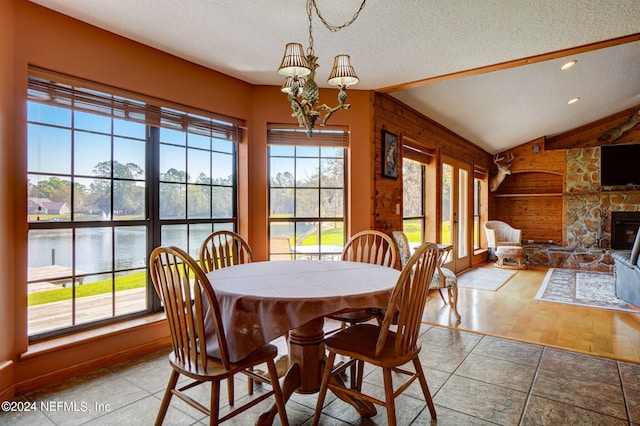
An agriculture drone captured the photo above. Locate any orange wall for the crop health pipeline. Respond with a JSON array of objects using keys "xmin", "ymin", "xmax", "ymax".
[
  {"xmin": 3, "ymin": 0, "xmax": 375, "ymax": 395},
  {"xmin": 0, "ymin": 0, "xmax": 16, "ymax": 402},
  {"xmin": 248, "ymin": 86, "xmax": 373, "ymax": 259},
  {"xmin": 17, "ymin": 2, "xmax": 253, "ymax": 119}
]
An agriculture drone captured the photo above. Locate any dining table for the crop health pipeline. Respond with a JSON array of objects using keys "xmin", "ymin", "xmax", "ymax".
[{"xmin": 205, "ymin": 259, "xmax": 401, "ymax": 425}]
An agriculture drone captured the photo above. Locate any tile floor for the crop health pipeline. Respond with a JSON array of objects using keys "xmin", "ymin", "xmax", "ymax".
[{"xmin": 2, "ymin": 325, "xmax": 639, "ymax": 425}]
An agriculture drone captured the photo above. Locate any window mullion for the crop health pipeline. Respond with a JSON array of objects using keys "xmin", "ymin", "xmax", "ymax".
[{"xmin": 147, "ymin": 126, "xmax": 162, "ymax": 311}]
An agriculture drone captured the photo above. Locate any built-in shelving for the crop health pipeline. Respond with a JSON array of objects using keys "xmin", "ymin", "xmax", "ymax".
[
  {"xmin": 493, "ymin": 193, "xmax": 562, "ymax": 198},
  {"xmin": 495, "ymin": 191, "xmax": 639, "ymax": 197},
  {"xmin": 492, "ymin": 170, "xmax": 564, "ymax": 244},
  {"xmin": 565, "ymin": 190, "xmax": 640, "ymax": 196}
]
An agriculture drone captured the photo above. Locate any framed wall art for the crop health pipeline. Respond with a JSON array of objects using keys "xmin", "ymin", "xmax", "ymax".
[{"xmin": 382, "ymin": 129, "xmax": 398, "ymax": 179}]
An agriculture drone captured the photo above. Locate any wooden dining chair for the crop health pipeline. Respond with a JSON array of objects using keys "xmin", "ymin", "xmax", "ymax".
[
  {"xmin": 150, "ymin": 246, "xmax": 289, "ymax": 426},
  {"xmin": 313, "ymin": 242, "xmax": 439, "ymax": 426},
  {"xmin": 200, "ymin": 230, "xmax": 254, "ymax": 273},
  {"xmin": 325, "ymin": 230, "xmax": 398, "ymax": 388},
  {"xmin": 199, "ymin": 230, "xmax": 254, "ymax": 404},
  {"xmin": 326, "ymin": 230, "xmax": 397, "ymax": 330}
]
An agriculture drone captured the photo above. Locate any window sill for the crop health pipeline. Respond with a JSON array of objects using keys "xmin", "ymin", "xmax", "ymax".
[{"xmin": 20, "ymin": 313, "xmax": 167, "ymax": 361}]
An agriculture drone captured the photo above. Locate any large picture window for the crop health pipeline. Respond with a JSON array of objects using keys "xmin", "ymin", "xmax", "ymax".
[
  {"xmin": 402, "ymin": 158, "xmax": 425, "ymax": 245},
  {"xmin": 26, "ymin": 68, "xmax": 240, "ymax": 340},
  {"xmin": 267, "ymin": 126, "xmax": 348, "ymax": 260}
]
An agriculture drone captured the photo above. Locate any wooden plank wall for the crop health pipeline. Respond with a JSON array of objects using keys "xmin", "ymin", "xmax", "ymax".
[
  {"xmin": 491, "ymin": 139, "xmax": 566, "ymax": 244},
  {"xmin": 372, "ymin": 93, "xmax": 492, "ymax": 238},
  {"xmin": 496, "ymin": 171, "xmax": 563, "ymax": 194},
  {"xmin": 496, "ymin": 196, "xmax": 564, "ymax": 243}
]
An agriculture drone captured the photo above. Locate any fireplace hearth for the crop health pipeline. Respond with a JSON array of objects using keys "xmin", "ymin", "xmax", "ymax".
[{"xmin": 611, "ymin": 211, "xmax": 640, "ymax": 249}]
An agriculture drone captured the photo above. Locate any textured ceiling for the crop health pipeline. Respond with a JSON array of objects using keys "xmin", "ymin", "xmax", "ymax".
[{"xmin": 29, "ymin": 0, "xmax": 640, "ymax": 153}]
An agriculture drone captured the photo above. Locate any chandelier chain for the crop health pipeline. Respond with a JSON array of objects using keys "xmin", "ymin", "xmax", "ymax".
[
  {"xmin": 311, "ymin": 0, "xmax": 367, "ymax": 32},
  {"xmin": 307, "ymin": 0, "xmax": 315, "ymax": 55},
  {"xmin": 306, "ymin": 0, "xmax": 366, "ymax": 54}
]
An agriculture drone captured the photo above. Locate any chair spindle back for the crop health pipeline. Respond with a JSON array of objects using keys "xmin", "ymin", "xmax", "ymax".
[
  {"xmin": 376, "ymin": 242, "xmax": 439, "ymax": 357},
  {"xmin": 200, "ymin": 231, "xmax": 253, "ymax": 273},
  {"xmin": 150, "ymin": 246, "xmax": 231, "ymax": 371},
  {"xmin": 342, "ymin": 230, "xmax": 397, "ymax": 268}
]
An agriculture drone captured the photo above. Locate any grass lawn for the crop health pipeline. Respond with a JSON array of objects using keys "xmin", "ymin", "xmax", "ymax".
[
  {"xmin": 29, "ymin": 271, "xmax": 147, "ymax": 306},
  {"xmin": 28, "ymin": 219, "xmax": 464, "ymax": 306}
]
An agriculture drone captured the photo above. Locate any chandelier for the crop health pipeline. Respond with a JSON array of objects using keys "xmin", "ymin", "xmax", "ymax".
[{"xmin": 278, "ymin": 0, "xmax": 366, "ymax": 137}]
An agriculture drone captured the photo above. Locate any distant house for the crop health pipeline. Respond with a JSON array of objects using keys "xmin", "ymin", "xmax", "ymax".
[{"xmin": 28, "ymin": 198, "xmax": 71, "ymax": 215}]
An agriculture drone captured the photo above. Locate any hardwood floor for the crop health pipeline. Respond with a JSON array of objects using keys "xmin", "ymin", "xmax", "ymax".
[{"xmin": 423, "ymin": 264, "xmax": 640, "ymax": 364}]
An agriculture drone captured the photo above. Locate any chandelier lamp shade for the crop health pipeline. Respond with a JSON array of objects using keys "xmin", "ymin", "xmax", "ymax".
[
  {"xmin": 278, "ymin": 43, "xmax": 311, "ymax": 79},
  {"xmin": 278, "ymin": 0, "xmax": 366, "ymax": 137},
  {"xmin": 327, "ymin": 55, "xmax": 359, "ymax": 87}
]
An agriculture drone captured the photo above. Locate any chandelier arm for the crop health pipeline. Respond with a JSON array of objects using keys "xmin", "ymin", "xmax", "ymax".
[
  {"xmin": 310, "ymin": 0, "xmax": 367, "ymax": 32},
  {"xmin": 316, "ymin": 102, "xmax": 352, "ymax": 126},
  {"xmin": 288, "ymin": 95, "xmax": 308, "ymax": 127}
]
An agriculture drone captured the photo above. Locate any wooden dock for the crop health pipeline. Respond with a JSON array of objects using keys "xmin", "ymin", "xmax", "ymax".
[
  {"xmin": 28, "ymin": 265, "xmax": 86, "ymax": 293},
  {"xmin": 28, "ymin": 287, "xmax": 147, "ymax": 335}
]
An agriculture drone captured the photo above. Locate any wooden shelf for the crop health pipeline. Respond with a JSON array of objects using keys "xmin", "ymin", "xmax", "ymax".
[
  {"xmin": 565, "ymin": 190, "xmax": 640, "ymax": 196},
  {"xmin": 493, "ymin": 193, "xmax": 562, "ymax": 198},
  {"xmin": 495, "ymin": 190, "xmax": 639, "ymax": 197}
]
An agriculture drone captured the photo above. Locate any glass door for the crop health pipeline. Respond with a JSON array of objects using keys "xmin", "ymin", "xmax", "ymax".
[{"xmin": 441, "ymin": 155, "xmax": 472, "ymax": 273}]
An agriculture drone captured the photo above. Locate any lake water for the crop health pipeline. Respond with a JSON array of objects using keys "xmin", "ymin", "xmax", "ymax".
[{"xmin": 27, "ymin": 225, "xmax": 230, "ymax": 284}]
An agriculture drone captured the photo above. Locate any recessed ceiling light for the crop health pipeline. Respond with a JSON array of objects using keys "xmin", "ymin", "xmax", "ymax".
[
  {"xmin": 561, "ymin": 60, "xmax": 577, "ymax": 70},
  {"xmin": 568, "ymin": 97, "xmax": 581, "ymax": 104}
]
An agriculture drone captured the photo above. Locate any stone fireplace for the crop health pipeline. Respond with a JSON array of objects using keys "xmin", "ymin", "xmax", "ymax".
[
  {"xmin": 524, "ymin": 148, "xmax": 640, "ymax": 272},
  {"xmin": 565, "ymin": 147, "xmax": 640, "ymax": 250},
  {"xmin": 611, "ymin": 211, "xmax": 640, "ymax": 249}
]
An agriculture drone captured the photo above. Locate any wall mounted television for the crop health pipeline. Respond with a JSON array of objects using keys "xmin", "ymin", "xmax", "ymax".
[{"xmin": 600, "ymin": 143, "xmax": 640, "ymax": 187}]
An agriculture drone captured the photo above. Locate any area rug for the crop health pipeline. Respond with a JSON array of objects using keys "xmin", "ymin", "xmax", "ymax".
[
  {"xmin": 457, "ymin": 267, "xmax": 518, "ymax": 291},
  {"xmin": 535, "ymin": 268, "xmax": 636, "ymax": 313}
]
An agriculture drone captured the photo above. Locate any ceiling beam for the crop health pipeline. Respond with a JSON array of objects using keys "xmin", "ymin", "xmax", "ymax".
[
  {"xmin": 377, "ymin": 32, "xmax": 640, "ymax": 93},
  {"xmin": 544, "ymin": 105, "xmax": 640, "ymax": 151}
]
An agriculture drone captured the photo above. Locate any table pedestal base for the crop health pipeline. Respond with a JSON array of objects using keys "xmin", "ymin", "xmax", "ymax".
[{"xmin": 256, "ymin": 317, "xmax": 376, "ymax": 425}]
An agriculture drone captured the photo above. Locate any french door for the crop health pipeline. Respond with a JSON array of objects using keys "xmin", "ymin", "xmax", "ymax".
[{"xmin": 441, "ymin": 155, "xmax": 472, "ymax": 273}]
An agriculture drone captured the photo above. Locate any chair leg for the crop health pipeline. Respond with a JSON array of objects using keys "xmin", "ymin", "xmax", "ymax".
[
  {"xmin": 265, "ymin": 359, "xmax": 289, "ymax": 426},
  {"xmin": 227, "ymin": 377, "xmax": 234, "ymax": 406},
  {"xmin": 210, "ymin": 380, "xmax": 221, "ymax": 426},
  {"xmin": 247, "ymin": 367, "xmax": 254, "ymax": 396},
  {"xmin": 155, "ymin": 369, "xmax": 179, "ymax": 426},
  {"xmin": 349, "ymin": 361, "xmax": 357, "ymax": 390},
  {"xmin": 356, "ymin": 360, "xmax": 365, "ymax": 391},
  {"xmin": 312, "ymin": 351, "xmax": 337, "ymax": 426},
  {"xmin": 347, "ymin": 320, "xmax": 357, "ymax": 390},
  {"xmin": 412, "ymin": 357, "xmax": 437, "ymax": 419},
  {"xmin": 448, "ymin": 287, "xmax": 461, "ymax": 322},
  {"xmin": 382, "ymin": 367, "xmax": 397, "ymax": 426}
]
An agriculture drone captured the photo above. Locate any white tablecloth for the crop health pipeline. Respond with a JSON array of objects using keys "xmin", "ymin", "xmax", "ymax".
[{"xmin": 205, "ymin": 260, "xmax": 400, "ymax": 362}]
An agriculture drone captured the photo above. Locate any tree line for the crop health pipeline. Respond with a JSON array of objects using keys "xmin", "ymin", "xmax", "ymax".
[{"xmin": 28, "ymin": 161, "xmax": 233, "ymax": 219}]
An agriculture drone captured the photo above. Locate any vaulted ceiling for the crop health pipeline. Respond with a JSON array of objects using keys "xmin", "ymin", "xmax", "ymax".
[{"xmin": 30, "ymin": 0, "xmax": 640, "ymax": 153}]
